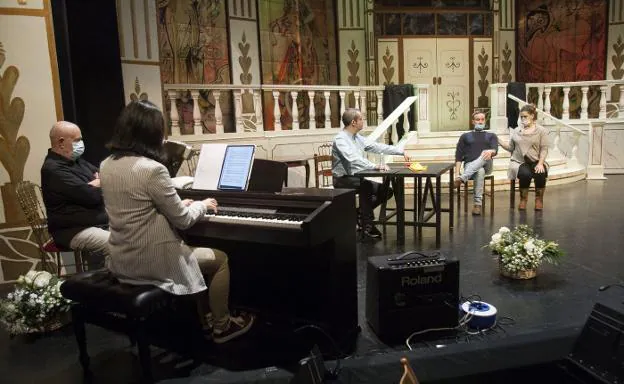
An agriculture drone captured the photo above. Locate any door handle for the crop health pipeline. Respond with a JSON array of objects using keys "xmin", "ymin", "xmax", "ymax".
[
  {"xmin": 438, "ymin": 77, "xmax": 442, "ymax": 85},
  {"xmin": 433, "ymin": 77, "xmax": 437, "ymax": 85}
]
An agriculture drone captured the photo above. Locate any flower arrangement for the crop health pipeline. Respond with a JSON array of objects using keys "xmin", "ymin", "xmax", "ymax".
[
  {"xmin": 0, "ymin": 270, "xmax": 72, "ymax": 335},
  {"xmin": 487, "ymin": 225, "xmax": 564, "ymax": 276}
]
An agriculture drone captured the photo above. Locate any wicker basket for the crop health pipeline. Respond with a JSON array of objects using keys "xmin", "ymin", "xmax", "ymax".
[{"xmin": 499, "ymin": 264, "xmax": 537, "ymax": 280}]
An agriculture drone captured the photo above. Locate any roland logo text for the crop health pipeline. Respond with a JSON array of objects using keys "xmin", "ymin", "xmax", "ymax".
[{"xmin": 401, "ymin": 274, "xmax": 443, "ymax": 287}]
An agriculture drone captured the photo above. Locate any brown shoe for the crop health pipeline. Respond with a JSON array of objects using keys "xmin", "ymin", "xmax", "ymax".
[
  {"xmin": 213, "ymin": 312, "xmax": 255, "ymax": 344},
  {"xmin": 472, "ymin": 205, "xmax": 482, "ymax": 215},
  {"xmin": 535, "ymin": 188, "xmax": 545, "ymax": 210},
  {"xmin": 518, "ymin": 188, "xmax": 529, "ymax": 210},
  {"xmin": 454, "ymin": 177, "xmax": 463, "ymax": 189}
]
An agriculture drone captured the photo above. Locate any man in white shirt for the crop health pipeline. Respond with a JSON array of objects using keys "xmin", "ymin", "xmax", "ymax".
[{"xmin": 332, "ymin": 108, "xmax": 408, "ymax": 239}]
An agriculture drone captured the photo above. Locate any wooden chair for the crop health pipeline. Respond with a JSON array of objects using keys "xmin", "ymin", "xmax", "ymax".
[
  {"xmin": 185, "ymin": 147, "xmax": 200, "ymax": 176},
  {"xmin": 456, "ymin": 174, "xmax": 495, "ymax": 215},
  {"xmin": 15, "ymin": 181, "xmax": 85, "ymax": 276},
  {"xmin": 399, "ymin": 357, "xmax": 420, "ymax": 384},
  {"xmin": 313, "ymin": 143, "xmax": 333, "ymax": 188}
]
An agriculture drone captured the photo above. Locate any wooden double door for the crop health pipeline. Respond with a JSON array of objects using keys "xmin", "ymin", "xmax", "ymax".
[{"xmin": 402, "ymin": 38, "xmax": 470, "ymax": 131}]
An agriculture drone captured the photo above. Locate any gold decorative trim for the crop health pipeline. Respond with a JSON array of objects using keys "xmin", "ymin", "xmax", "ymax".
[
  {"xmin": 238, "ymin": 32, "xmax": 252, "ymax": 84},
  {"xmin": 477, "ymin": 46, "xmax": 489, "ymax": 108},
  {"xmin": 382, "ymin": 47, "xmax": 395, "ymax": 85},
  {"xmin": 129, "ymin": 77, "xmax": 149, "ymax": 101},
  {"xmin": 501, "ymin": 41, "xmax": 512, "ymax": 83},
  {"xmin": 121, "ymin": 59, "xmax": 160, "ymax": 66},
  {"xmin": 0, "ymin": 41, "xmax": 29, "ymax": 185},
  {"xmin": 347, "ymin": 40, "xmax": 360, "ymax": 86},
  {"xmin": 44, "ymin": 0, "xmax": 63, "ymax": 121},
  {"xmin": 0, "ymin": 7, "xmax": 45, "ymax": 16}
]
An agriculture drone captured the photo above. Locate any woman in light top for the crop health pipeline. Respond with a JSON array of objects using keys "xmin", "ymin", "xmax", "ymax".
[
  {"xmin": 499, "ymin": 104, "xmax": 550, "ymax": 210},
  {"xmin": 99, "ymin": 100, "xmax": 253, "ymax": 343}
]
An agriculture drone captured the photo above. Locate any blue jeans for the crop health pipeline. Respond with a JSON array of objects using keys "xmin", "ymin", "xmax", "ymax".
[{"xmin": 459, "ymin": 157, "xmax": 493, "ymax": 205}]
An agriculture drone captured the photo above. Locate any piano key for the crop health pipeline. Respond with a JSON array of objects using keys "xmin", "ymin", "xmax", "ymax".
[{"xmin": 201, "ymin": 213, "xmax": 303, "ymax": 230}]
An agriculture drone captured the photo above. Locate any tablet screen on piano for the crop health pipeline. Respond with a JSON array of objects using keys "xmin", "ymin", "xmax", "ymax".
[{"xmin": 217, "ymin": 145, "xmax": 256, "ymax": 191}]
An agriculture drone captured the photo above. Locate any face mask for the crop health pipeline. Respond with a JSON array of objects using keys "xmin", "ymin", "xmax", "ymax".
[
  {"xmin": 520, "ymin": 118, "xmax": 530, "ymax": 127},
  {"xmin": 71, "ymin": 140, "xmax": 85, "ymax": 160},
  {"xmin": 474, "ymin": 123, "xmax": 485, "ymax": 131}
]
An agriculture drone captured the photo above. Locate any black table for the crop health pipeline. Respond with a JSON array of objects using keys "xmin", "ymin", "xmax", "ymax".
[{"xmin": 356, "ymin": 162, "xmax": 454, "ymax": 247}]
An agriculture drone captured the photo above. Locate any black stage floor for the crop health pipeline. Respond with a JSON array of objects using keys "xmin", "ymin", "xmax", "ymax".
[{"xmin": 1, "ymin": 177, "xmax": 623, "ymax": 383}]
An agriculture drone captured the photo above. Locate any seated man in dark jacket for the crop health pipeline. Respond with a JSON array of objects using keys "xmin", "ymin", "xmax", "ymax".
[
  {"xmin": 41, "ymin": 121, "xmax": 109, "ymax": 257},
  {"xmin": 454, "ymin": 111, "xmax": 498, "ymax": 216}
]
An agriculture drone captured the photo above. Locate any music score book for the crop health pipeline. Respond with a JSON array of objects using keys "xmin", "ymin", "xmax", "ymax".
[{"xmin": 192, "ymin": 144, "xmax": 256, "ymax": 191}]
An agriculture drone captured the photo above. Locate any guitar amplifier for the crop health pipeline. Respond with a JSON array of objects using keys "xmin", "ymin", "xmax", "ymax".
[{"xmin": 366, "ymin": 251, "xmax": 460, "ymax": 342}]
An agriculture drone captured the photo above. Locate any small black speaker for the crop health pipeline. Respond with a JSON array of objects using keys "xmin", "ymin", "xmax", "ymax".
[
  {"xmin": 366, "ymin": 251, "xmax": 460, "ymax": 342},
  {"xmin": 566, "ymin": 302, "xmax": 624, "ymax": 384}
]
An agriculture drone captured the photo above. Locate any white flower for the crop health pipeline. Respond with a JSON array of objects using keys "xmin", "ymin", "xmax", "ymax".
[
  {"xmin": 33, "ymin": 272, "xmax": 52, "ymax": 288},
  {"xmin": 524, "ymin": 240, "xmax": 535, "ymax": 252},
  {"xmin": 491, "ymin": 233, "xmax": 502, "ymax": 243},
  {"xmin": 498, "ymin": 226, "xmax": 510, "ymax": 234},
  {"xmin": 17, "ymin": 276, "xmax": 25, "ymax": 284}
]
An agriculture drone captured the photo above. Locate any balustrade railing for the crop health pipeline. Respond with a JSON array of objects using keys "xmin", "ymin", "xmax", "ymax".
[{"xmin": 163, "ymin": 84, "xmax": 388, "ymax": 138}]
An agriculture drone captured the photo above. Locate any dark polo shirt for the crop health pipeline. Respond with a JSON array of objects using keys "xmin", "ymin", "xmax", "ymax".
[{"xmin": 40, "ymin": 150, "xmax": 108, "ymax": 248}]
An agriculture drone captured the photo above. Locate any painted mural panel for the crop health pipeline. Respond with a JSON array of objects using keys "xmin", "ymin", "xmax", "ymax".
[
  {"xmin": 156, "ymin": 0, "xmax": 233, "ymax": 133},
  {"xmin": 258, "ymin": 0, "xmax": 339, "ymax": 130},
  {"xmin": 517, "ymin": 0, "xmax": 607, "ymax": 119}
]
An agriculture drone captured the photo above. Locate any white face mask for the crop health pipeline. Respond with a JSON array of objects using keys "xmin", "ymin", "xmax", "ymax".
[
  {"xmin": 474, "ymin": 123, "xmax": 485, "ymax": 131},
  {"xmin": 71, "ymin": 140, "xmax": 85, "ymax": 160}
]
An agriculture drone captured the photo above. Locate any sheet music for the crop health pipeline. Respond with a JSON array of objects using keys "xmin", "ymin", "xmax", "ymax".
[{"xmin": 192, "ymin": 144, "xmax": 228, "ymax": 190}]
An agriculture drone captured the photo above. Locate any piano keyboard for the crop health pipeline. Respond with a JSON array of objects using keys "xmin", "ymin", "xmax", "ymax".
[{"xmin": 201, "ymin": 206, "xmax": 305, "ymax": 230}]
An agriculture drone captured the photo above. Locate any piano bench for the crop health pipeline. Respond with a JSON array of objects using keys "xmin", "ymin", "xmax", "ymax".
[{"xmin": 60, "ymin": 269, "xmax": 204, "ymax": 383}]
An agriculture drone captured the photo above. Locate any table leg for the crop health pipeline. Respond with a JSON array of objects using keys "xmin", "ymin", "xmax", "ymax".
[
  {"xmin": 396, "ymin": 177, "xmax": 405, "ymax": 244},
  {"xmin": 449, "ymin": 169, "xmax": 454, "ymax": 229},
  {"xmin": 435, "ymin": 175, "xmax": 441, "ymax": 248}
]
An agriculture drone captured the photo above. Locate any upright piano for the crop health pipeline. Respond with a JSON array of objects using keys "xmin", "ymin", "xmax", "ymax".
[{"xmin": 177, "ymin": 187, "xmax": 359, "ymax": 342}]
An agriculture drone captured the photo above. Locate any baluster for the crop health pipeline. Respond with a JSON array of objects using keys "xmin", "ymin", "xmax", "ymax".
[
  {"xmin": 291, "ymin": 91, "xmax": 299, "ymax": 130},
  {"xmin": 537, "ymin": 86, "xmax": 544, "ymax": 122},
  {"xmin": 354, "ymin": 90, "xmax": 360, "ymax": 110},
  {"xmin": 253, "ymin": 90, "xmax": 263, "ymax": 131},
  {"xmin": 551, "ymin": 123, "xmax": 563, "ymax": 158},
  {"xmin": 234, "ymin": 89, "xmax": 243, "ymax": 133},
  {"xmin": 167, "ymin": 90, "xmax": 180, "ymax": 136},
  {"xmin": 272, "ymin": 91, "xmax": 282, "ymax": 131},
  {"xmin": 580, "ymin": 86, "xmax": 589, "ymax": 120},
  {"xmin": 403, "ymin": 109, "xmax": 410, "ymax": 134},
  {"xmin": 562, "ymin": 87, "xmax": 570, "ymax": 120},
  {"xmin": 339, "ymin": 91, "xmax": 346, "ymax": 117},
  {"xmin": 323, "ymin": 91, "xmax": 331, "ymax": 128},
  {"xmin": 568, "ymin": 131, "xmax": 581, "ymax": 168},
  {"xmin": 190, "ymin": 90, "xmax": 202, "ymax": 135},
  {"xmin": 360, "ymin": 91, "xmax": 368, "ymax": 128},
  {"xmin": 543, "ymin": 87, "xmax": 552, "ymax": 124},
  {"xmin": 619, "ymin": 84, "xmax": 624, "ymax": 112},
  {"xmin": 308, "ymin": 91, "xmax": 316, "ymax": 129},
  {"xmin": 213, "ymin": 91, "xmax": 223, "ymax": 134},
  {"xmin": 376, "ymin": 90, "xmax": 383, "ymax": 125},
  {"xmin": 599, "ymin": 85, "xmax": 608, "ymax": 119}
]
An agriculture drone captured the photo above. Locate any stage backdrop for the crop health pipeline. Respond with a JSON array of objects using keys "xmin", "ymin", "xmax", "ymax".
[{"xmin": 516, "ymin": 0, "xmax": 608, "ymax": 118}]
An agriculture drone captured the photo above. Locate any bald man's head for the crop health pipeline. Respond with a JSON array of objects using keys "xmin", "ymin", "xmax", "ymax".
[{"xmin": 50, "ymin": 121, "xmax": 83, "ymax": 160}]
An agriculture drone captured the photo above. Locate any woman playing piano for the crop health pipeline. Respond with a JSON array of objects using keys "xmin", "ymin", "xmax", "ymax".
[{"xmin": 99, "ymin": 100, "xmax": 254, "ymax": 343}]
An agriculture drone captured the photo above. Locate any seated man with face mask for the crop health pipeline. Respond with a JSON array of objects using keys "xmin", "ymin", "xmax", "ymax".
[
  {"xmin": 41, "ymin": 121, "xmax": 110, "ymax": 258},
  {"xmin": 453, "ymin": 111, "xmax": 498, "ymax": 215}
]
